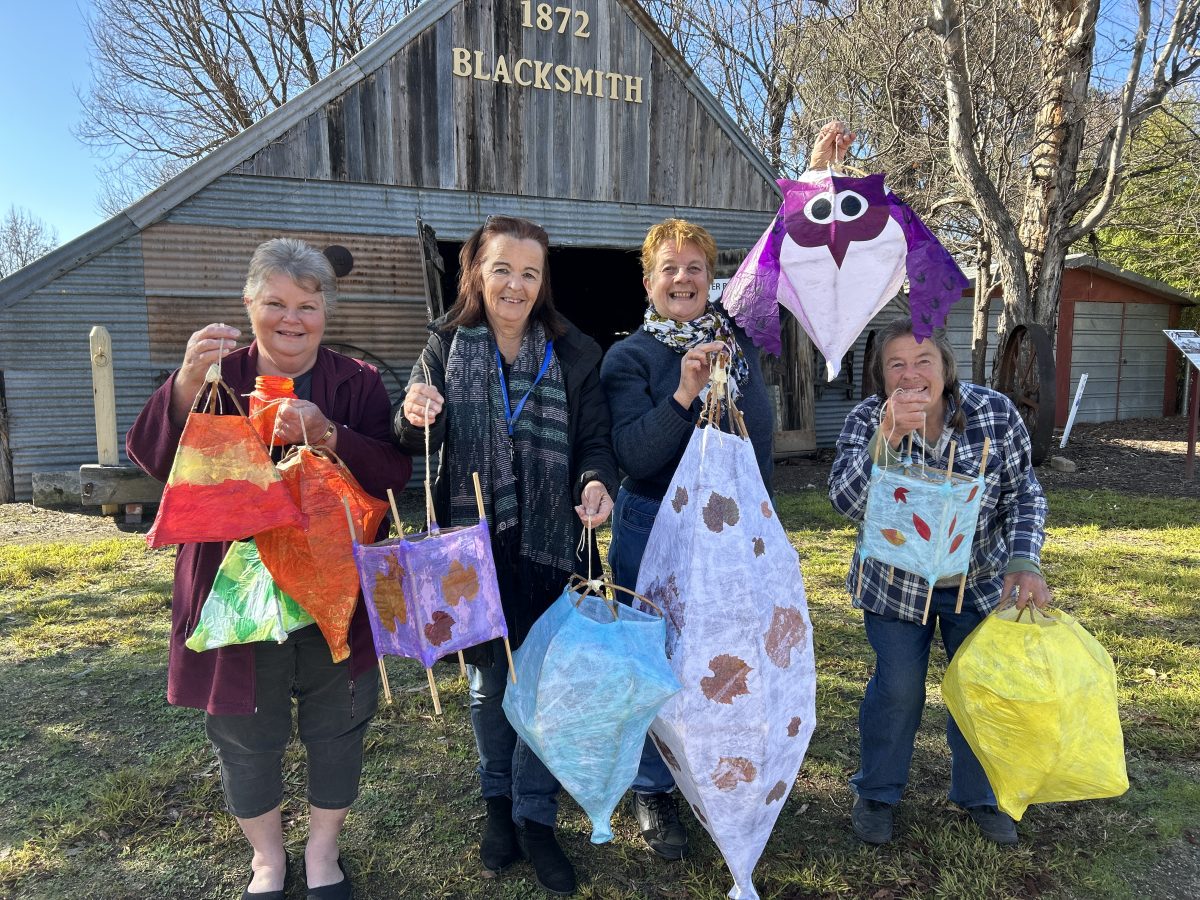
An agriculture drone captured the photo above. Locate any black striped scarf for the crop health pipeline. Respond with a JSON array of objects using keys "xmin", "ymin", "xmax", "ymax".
[{"xmin": 445, "ymin": 323, "xmax": 574, "ymax": 575}]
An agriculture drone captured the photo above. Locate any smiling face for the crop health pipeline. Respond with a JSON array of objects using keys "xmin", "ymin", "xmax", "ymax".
[
  {"xmin": 881, "ymin": 333, "xmax": 947, "ymax": 416},
  {"xmin": 477, "ymin": 235, "xmax": 545, "ymax": 335},
  {"xmin": 245, "ymin": 273, "xmax": 326, "ymax": 375},
  {"xmin": 644, "ymin": 240, "xmax": 712, "ymax": 323}
]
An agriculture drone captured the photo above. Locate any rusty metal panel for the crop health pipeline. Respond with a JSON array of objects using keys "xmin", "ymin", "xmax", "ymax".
[{"xmin": 140, "ymin": 223, "xmax": 427, "ymax": 374}]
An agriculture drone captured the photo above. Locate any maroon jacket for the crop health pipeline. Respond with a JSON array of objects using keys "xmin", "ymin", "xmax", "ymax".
[{"xmin": 127, "ymin": 343, "xmax": 413, "ymax": 715}]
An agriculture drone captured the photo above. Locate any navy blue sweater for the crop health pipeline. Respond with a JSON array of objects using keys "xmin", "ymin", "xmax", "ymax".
[{"xmin": 600, "ymin": 326, "xmax": 774, "ymax": 500}]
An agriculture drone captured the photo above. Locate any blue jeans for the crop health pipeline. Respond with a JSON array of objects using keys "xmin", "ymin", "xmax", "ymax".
[
  {"xmin": 851, "ymin": 587, "xmax": 996, "ymax": 809},
  {"xmin": 469, "ymin": 655, "xmax": 560, "ymax": 827},
  {"xmin": 608, "ymin": 487, "xmax": 676, "ymax": 795}
]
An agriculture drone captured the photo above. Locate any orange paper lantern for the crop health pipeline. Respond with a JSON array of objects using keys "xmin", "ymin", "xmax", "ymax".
[{"xmin": 256, "ymin": 446, "xmax": 389, "ymax": 662}]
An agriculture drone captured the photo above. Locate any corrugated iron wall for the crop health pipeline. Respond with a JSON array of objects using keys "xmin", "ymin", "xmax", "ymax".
[
  {"xmin": 171, "ymin": 174, "xmax": 775, "ymax": 249},
  {"xmin": 0, "ymin": 238, "xmax": 150, "ymax": 500}
]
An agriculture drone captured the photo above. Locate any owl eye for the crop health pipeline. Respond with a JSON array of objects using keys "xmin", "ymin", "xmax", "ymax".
[
  {"xmin": 803, "ymin": 193, "xmax": 835, "ymax": 224},
  {"xmin": 836, "ymin": 191, "xmax": 869, "ymax": 222}
]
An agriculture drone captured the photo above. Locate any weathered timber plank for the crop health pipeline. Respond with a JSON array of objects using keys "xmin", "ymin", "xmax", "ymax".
[{"xmin": 79, "ymin": 465, "xmax": 164, "ymax": 506}]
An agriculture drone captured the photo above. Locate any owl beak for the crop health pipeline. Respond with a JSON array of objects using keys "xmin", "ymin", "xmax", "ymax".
[{"xmin": 828, "ymin": 223, "xmax": 852, "ymax": 268}]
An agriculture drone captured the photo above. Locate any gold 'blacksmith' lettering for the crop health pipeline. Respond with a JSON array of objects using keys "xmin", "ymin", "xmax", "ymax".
[
  {"xmin": 554, "ymin": 64, "xmax": 572, "ymax": 92},
  {"xmin": 493, "ymin": 55, "xmax": 512, "ymax": 84},
  {"xmin": 452, "ymin": 47, "xmax": 472, "ymax": 78},
  {"xmin": 451, "ymin": 48, "xmax": 643, "ymax": 104}
]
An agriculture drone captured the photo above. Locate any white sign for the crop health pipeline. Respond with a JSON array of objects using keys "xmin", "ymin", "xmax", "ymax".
[
  {"xmin": 1164, "ymin": 329, "xmax": 1200, "ymax": 370},
  {"xmin": 710, "ymin": 278, "xmax": 729, "ymax": 303}
]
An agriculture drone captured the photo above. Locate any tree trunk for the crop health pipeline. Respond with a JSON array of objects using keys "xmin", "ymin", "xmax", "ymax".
[
  {"xmin": 1010, "ymin": 0, "xmax": 1100, "ymax": 339},
  {"xmin": 971, "ymin": 240, "xmax": 992, "ymax": 384}
]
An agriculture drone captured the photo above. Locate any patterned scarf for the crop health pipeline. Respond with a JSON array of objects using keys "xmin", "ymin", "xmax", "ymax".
[
  {"xmin": 642, "ymin": 303, "xmax": 750, "ymax": 395},
  {"xmin": 444, "ymin": 324, "xmax": 574, "ymax": 575}
]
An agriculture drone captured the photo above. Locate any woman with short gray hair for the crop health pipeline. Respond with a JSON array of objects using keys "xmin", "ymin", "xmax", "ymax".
[{"xmin": 128, "ymin": 237, "xmax": 411, "ymax": 900}]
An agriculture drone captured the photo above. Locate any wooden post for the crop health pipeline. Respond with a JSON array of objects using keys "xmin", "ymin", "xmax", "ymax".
[
  {"xmin": 89, "ymin": 327, "xmax": 119, "ymax": 515},
  {"xmin": 0, "ymin": 372, "xmax": 13, "ymax": 503},
  {"xmin": 1187, "ymin": 365, "xmax": 1199, "ymax": 481}
]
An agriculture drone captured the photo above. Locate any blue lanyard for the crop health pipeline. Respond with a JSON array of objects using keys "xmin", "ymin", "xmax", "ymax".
[{"xmin": 495, "ymin": 340, "xmax": 554, "ymax": 436}]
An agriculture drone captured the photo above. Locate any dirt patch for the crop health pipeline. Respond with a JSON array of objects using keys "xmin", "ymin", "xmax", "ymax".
[
  {"xmin": 0, "ymin": 504, "xmax": 145, "ymax": 545},
  {"xmin": 774, "ymin": 415, "xmax": 1200, "ymax": 498}
]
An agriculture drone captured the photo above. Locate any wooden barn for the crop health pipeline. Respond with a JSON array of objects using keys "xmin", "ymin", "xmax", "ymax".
[{"xmin": 0, "ymin": 0, "xmax": 818, "ymax": 503}]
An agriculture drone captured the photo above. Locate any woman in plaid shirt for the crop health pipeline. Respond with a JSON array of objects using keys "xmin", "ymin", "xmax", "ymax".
[{"xmin": 829, "ymin": 317, "xmax": 1049, "ymax": 847}]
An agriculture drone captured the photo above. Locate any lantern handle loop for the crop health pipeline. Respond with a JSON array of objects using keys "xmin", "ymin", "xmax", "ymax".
[{"xmin": 420, "ymin": 356, "xmax": 438, "ymax": 534}]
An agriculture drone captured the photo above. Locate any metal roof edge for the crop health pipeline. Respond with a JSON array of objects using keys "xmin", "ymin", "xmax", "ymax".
[
  {"xmin": 0, "ymin": 214, "xmax": 140, "ymax": 311},
  {"xmin": 1064, "ymin": 253, "xmax": 1198, "ymax": 306}
]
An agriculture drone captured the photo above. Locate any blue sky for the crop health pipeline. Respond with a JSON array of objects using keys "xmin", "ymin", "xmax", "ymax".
[{"xmin": 0, "ymin": 0, "xmax": 106, "ymax": 246}]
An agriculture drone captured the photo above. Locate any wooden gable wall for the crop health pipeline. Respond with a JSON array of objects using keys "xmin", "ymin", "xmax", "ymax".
[{"xmin": 233, "ymin": 0, "xmax": 777, "ymax": 211}]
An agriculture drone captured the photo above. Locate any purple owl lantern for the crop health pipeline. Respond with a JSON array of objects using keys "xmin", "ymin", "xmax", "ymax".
[
  {"xmin": 722, "ymin": 171, "xmax": 970, "ymax": 379},
  {"xmin": 347, "ymin": 475, "xmax": 514, "ymax": 714}
]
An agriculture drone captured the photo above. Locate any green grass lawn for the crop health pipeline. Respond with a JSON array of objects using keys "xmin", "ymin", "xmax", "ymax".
[{"xmin": 1, "ymin": 489, "xmax": 1197, "ymax": 899}]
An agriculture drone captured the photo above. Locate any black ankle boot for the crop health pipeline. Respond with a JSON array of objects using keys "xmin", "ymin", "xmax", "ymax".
[
  {"xmin": 516, "ymin": 820, "xmax": 576, "ymax": 896},
  {"xmin": 480, "ymin": 796, "xmax": 521, "ymax": 873}
]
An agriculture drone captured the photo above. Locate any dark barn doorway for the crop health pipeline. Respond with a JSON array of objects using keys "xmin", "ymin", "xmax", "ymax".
[{"xmin": 436, "ymin": 241, "xmax": 646, "ymax": 352}]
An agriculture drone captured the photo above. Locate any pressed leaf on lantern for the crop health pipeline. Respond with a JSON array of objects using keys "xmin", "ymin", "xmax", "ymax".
[
  {"xmin": 912, "ymin": 513, "xmax": 932, "ymax": 541},
  {"xmin": 372, "ymin": 556, "xmax": 408, "ymax": 630},
  {"xmin": 787, "ymin": 716, "xmax": 803, "ymax": 737},
  {"xmin": 441, "ymin": 559, "xmax": 479, "ymax": 605},
  {"xmin": 947, "ymin": 514, "xmax": 958, "ymax": 537},
  {"xmin": 712, "ymin": 757, "xmax": 758, "ymax": 791},
  {"xmin": 894, "ymin": 486, "xmax": 909, "ymax": 503},
  {"xmin": 700, "ymin": 654, "xmax": 753, "ymax": 704},
  {"xmin": 881, "ymin": 528, "xmax": 907, "ymax": 546},
  {"xmin": 644, "ymin": 573, "xmax": 685, "ymax": 658},
  {"xmin": 761, "ymin": 501, "xmax": 773, "ymax": 518},
  {"xmin": 652, "ymin": 732, "xmax": 682, "ymax": 771},
  {"xmin": 672, "ymin": 486, "xmax": 689, "ymax": 513},
  {"xmin": 753, "ymin": 537, "xmax": 766, "ymax": 557},
  {"xmin": 703, "ymin": 493, "xmax": 741, "ymax": 532},
  {"xmin": 424, "ymin": 609, "xmax": 455, "ymax": 646},
  {"xmin": 950, "ymin": 533, "xmax": 966, "ymax": 554},
  {"xmin": 968, "ymin": 484, "xmax": 980, "ymax": 502},
  {"xmin": 764, "ymin": 606, "xmax": 807, "ymax": 668},
  {"xmin": 766, "ymin": 781, "xmax": 788, "ymax": 803}
]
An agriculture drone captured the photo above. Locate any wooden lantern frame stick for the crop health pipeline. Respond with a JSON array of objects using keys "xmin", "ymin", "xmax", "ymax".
[
  {"xmin": 473, "ymin": 472, "xmax": 518, "ymax": 684},
  {"xmin": 345, "ymin": 496, "xmax": 395, "ymax": 706},
  {"xmin": 954, "ymin": 436, "xmax": 991, "ymax": 615},
  {"xmin": 425, "ymin": 667, "xmax": 443, "ymax": 715}
]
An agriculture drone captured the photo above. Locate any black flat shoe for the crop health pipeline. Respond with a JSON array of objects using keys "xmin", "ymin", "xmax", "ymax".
[
  {"xmin": 306, "ymin": 857, "xmax": 352, "ymax": 900},
  {"xmin": 242, "ymin": 856, "xmax": 290, "ymax": 900}
]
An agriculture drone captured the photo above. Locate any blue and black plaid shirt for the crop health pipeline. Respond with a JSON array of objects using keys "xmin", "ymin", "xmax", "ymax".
[{"xmin": 829, "ymin": 382, "xmax": 1048, "ymax": 622}]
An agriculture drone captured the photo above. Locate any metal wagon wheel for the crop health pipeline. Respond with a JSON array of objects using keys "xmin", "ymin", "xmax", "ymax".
[{"xmin": 994, "ymin": 323, "xmax": 1057, "ymax": 466}]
